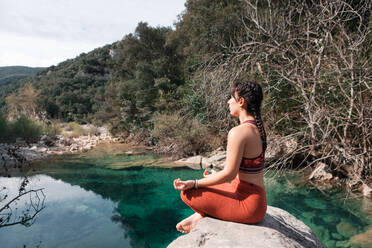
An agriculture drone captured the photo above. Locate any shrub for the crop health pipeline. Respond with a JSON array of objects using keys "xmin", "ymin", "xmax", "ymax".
[
  {"xmin": 0, "ymin": 115, "xmax": 10, "ymax": 142},
  {"xmin": 152, "ymin": 112, "xmax": 223, "ymax": 157},
  {"xmin": 65, "ymin": 122, "xmax": 86, "ymax": 138},
  {"xmin": 43, "ymin": 121, "xmax": 62, "ymax": 139},
  {"xmin": 10, "ymin": 116, "xmax": 43, "ymax": 142}
]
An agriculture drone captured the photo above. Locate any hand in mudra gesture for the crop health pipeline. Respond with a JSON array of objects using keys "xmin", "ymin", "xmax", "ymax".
[{"xmin": 173, "ymin": 178, "xmax": 195, "ymax": 191}]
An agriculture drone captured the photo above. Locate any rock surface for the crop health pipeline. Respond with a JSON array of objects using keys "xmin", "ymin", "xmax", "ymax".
[
  {"xmin": 308, "ymin": 162, "xmax": 333, "ymax": 181},
  {"xmin": 362, "ymin": 184, "xmax": 372, "ymax": 198},
  {"xmin": 168, "ymin": 206, "xmax": 323, "ymax": 248},
  {"xmin": 175, "ymin": 151, "xmax": 226, "ymax": 170}
]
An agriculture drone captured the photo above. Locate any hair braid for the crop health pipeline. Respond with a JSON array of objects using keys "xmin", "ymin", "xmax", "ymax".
[
  {"xmin": 230, "ymin": 81, "xmax": 267, "ymax": 153},
  {"xmin": 253, "ymin": 110, "xmax": 267, "ymax": 152}
]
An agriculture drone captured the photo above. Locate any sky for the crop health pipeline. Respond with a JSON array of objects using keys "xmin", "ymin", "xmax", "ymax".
[{"xmin": 0, "ymin": 0, "xmax": 186, "ymax": 67}]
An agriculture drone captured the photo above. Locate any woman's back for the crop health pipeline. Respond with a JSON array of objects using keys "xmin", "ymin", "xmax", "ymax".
[{"xmin": 234, "ymin": 120, "xmax": 265, "ymax": 188}]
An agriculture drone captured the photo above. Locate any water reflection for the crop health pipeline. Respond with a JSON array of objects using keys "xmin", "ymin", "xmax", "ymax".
[
  {"xmin": 0, "ymin": 175, "xmax": 132, "ymax": 248},
  {"xmin": 0, "ymin": 177, "xmax": 45, "ymax": 228}
]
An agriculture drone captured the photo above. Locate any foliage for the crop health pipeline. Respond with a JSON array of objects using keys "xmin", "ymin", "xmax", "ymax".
[
  {"xmin": 43, "ymin": 121, "xmax": 62, "ymax": 139},
  {"xmin": 9, "ymin": 116, "xmax": 43, "ymax": 142},
  {"xmin": 152, "ymin": 112, "xmax": 223, "ymax": 156},
  {"xmin": 6, "ymin": 83, "xmax": 41, "ymax": 120},
  {"xmin": 0, "ymin": 114, "xmax": 9, "ymax": 142},
  {"xmin": 64, "ymin": 122, "xmax": 86, "ymax": 138},
  {"xmin": 0, "ymin": 66, "xmax": 44, "ymax": 86}
]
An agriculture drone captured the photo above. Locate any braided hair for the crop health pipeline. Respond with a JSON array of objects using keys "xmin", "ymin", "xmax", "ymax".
[{"xmin": 230, "ymin": 81, "xmax": 267, "ymax": 152}]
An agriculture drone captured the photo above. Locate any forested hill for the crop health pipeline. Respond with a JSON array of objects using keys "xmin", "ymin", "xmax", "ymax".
[{"xmin": 0, "ymin": 66, "xmax": 44, "ymax": 86}]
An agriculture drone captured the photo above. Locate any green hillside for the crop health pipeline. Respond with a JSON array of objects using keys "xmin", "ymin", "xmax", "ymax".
[{"xmin": 0, "ymin": 66, "xmax": 44, "ymax": 86}]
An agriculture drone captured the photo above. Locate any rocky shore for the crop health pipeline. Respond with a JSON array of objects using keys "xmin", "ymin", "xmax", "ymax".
[{"xmin": 0, "ymin": 124, "xmax": 118, "ymax": 176}]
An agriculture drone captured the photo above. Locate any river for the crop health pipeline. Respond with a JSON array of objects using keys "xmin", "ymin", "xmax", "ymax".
[{"xmin": 0, "ymin": 144, "xmax": 370, "ymax": 248}]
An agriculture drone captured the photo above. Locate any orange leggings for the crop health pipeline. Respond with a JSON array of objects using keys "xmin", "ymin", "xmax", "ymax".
[{"xmin": 180, "ymin": 177, "xmax": 267, "ymax": 224}]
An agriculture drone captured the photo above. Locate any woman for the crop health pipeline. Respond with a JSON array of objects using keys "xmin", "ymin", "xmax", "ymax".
[{"xmin": 173, "ymin": 81, "xmax": 267, "ymax": 234}]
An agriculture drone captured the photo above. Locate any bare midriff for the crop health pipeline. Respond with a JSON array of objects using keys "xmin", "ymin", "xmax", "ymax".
[{"xmin": 237, "ymin": 171, "xmax": 265, "ymax": 189}]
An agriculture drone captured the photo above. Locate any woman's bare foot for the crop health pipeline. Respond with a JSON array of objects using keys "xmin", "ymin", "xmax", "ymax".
[{"xmin": 176, "ymin": 212, "xmax": 204, "ymax": 234}]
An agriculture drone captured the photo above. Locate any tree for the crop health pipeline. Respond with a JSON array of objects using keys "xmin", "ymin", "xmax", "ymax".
[
  {"xmin": 193, "ymin": 0, "xmax": 371, "ymax": 186},
  {"xmin": 6, "ymin": 83, "xmax": 40, "ymax": 120}
]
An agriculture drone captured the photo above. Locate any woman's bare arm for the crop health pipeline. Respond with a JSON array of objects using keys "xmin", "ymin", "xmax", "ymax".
[{"xmin": 196, "ymin": 127, "xmax": 246, "ymax": 188}]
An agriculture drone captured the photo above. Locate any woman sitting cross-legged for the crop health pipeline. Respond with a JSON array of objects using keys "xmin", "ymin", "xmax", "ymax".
[{"xmin": 173, "ymin": 81, "xmax": 267, "ymax": 234}]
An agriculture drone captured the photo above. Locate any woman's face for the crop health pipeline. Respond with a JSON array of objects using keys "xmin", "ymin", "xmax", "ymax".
[{"xmin": 227, "ymin": 92, "xmax": 242, "ymax": 117}]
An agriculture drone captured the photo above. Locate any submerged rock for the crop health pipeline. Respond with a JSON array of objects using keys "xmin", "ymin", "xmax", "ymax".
[
  {"xmin": 168, "ymin": 206, "xmax": 323, "ymax": 248},
  {"xmin": 336, "ymin": 220, "xmax": 358, "ymax": 237},
  {"xmin": 349, "ymin": 227, "xmax": 372, "ymax": 248}
]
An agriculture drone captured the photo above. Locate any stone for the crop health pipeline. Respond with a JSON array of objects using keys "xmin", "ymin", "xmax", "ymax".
[
  {"xmin": 336, "ymin": 221, "xmax": 358, "ymax": 237},
  {"xmin": 203, "ymin": 152, "xmax": 226, "ymax": 169},
  {"xmin": 265, "ymin": 135, "xmax": 298, "ymax": 161},
  {"xmin": 175, "ymin": 155, "xmax": 206, "ymax": 170},
  {"xmin": 309, "ymin": 162, "xmax": 333, "ymax": 181},
  {"xmin": 362, "ymin": 184, "xmax": 372, "ymax": 198},
  {"xmin": 331, "ymin": 232, "xmax": 344, "ymax": 240},
  {"xmin": 349, "ymin": 227, "xmax": 372, "ymax": 248},
  {"xmin": 167, "ymin": 206, "xmax": 323, "ymax": 248},
  {"xmin": 335, "ymin": 240, "xmax": 349, "ymax": 247},
  {"xmin": 324, "ymin": 240, "xmax": 336, "ymax": 248},
  {"xmin": 323, "ymin": 215, "xmax": 339, "ymax": 224}
]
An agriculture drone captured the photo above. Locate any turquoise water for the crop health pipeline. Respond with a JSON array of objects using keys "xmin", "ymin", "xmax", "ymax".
[{"xmin": 0, "ymin": 149, "xmax": 370, "ymax": 248}]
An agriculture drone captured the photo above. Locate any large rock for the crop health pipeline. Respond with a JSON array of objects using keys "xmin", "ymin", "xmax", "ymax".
[
  {"xmin": 175, "ymin": 155, "xmax": 206, "ymax": 170},
  {"xmin": 168, "ymin": 206, "xmax": 323, "ymax": 248},
  {"xmin": 308, "ymin": 162, "xmax": 333, "ymax": 181}
]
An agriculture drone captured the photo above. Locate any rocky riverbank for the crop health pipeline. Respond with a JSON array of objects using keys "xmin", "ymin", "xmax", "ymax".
[{"xmin": 0, "ymin": 124, "xmax": 118, "ymax": 176}]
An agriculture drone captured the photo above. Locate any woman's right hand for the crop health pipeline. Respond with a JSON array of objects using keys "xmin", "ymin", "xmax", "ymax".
[{"xmin": 173, "ymin": 178, "xmax": 195, "ymax": 191}]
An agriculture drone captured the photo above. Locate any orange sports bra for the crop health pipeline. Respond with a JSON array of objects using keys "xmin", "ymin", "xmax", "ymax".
[{"xmin": 239, "ymin": 120, "xmax": 265, "ymax": 174}]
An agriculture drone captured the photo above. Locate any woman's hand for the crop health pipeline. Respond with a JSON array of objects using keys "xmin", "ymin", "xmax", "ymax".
[{"xmin": 173, "ymin": 178, "xmax": 195, "ymax": 191}]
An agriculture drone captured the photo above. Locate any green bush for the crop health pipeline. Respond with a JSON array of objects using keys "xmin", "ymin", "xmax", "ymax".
[
  {"xmin": 65, "ymin": 122, "xmax": 86, "ymax": 138},
  {"xmin": 43, "ymin": 121, "xmax": 62, "ymax": 139},
  {"xmin": 152, "ymin": 112, "xmax": 223, "ymax": 156},
  {"xmin": 10, "ymin": 116, "xmax": 43, "ymax": 142},
  {"xmin": 0, "ymin": 115, "xmax": 10, "ymax": 142}
]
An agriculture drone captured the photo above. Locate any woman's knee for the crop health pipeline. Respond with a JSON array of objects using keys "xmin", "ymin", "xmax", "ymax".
[
  {"xmin": 180, "ymin": 190, "xmax": 189, "ymax": 203},
  {"xmin": 180, "ymin": 189, "xmax": 196, "ymax": 204}
]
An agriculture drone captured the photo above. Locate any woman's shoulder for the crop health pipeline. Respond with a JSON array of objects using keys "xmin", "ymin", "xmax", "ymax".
[{"xmin": 228, "ymin": 124, "xmax": 256, "ymax": 139}]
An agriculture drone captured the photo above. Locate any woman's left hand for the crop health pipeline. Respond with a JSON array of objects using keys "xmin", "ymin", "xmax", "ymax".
[{"xmin": 173, "ymin": 178, "xmax": 195, "ymax": 191}]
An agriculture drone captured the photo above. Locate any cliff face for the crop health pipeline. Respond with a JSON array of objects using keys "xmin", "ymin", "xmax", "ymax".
[{"xmin": 168, "ymin": 206, "xmax": 323, "ymax": 248}]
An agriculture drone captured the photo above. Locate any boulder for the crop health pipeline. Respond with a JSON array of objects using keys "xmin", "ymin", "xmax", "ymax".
[
  {"xmin": 265, "ymin": 135, "xmax": 298, "ymax": 161},
  {"xmin": 309, "ymin": 162, "xmax": 333, "ymax": 181},
  {"xmin": 203, "ymin": 151, "xmax": 226, "ymax": 169},
  {"xmin": 362, "ymin": 184, "xmax": 372, "ymax": 198},
  {"xmin": 175, "ymin": 155, "xmax": 206, "ymax": 170},
  {"xmin": 168, "ymin": 206, "xmax": 323, "ymax": 248}
]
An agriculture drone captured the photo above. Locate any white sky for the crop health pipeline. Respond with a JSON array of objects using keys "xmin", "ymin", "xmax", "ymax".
[{"xmin": 0, "ymin": 0, "xmax": 186, "ymax": 67}]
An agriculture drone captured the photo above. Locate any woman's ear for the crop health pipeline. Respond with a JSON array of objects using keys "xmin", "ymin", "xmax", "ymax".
[{"xmin": 238, "ymin": 97, "xmax": 245, "ymax": 106}]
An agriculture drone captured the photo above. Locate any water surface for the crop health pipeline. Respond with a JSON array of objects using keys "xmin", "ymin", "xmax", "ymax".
[{"xmin": 0, "ymin": 147, "xmax": 370, "ymax": 248}]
